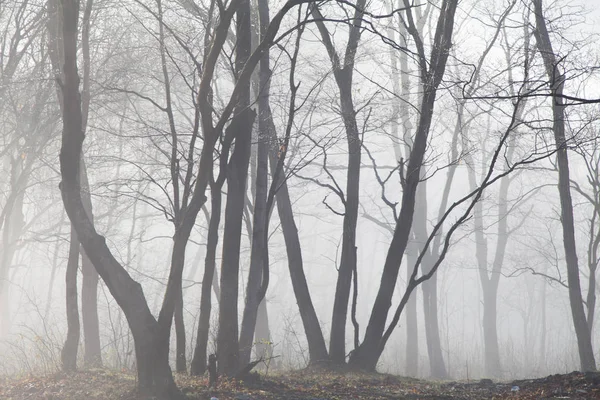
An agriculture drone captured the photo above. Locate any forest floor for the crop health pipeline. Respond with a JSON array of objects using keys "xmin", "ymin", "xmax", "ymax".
[{"xmin": 1, "ymin": 367, "xmax": 600, "ymax": 399}]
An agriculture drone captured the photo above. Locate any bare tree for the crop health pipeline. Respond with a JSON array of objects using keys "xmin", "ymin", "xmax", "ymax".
[
  {"xmin": 348, "ymin": 0, "xmax": 459, "ymax": 371},
  {"xmin": 238, "ymin": 0, "xmax": 273, "ymax": 369},
  {"xmin": 311, "ymin": 0, "xmax": 366, "ymax": 364},
  {"xmin": 57, "ymin": 0, "xmax": 311, "ymax": 394},
  {"xmin": 533, "ymin": 0, "xmax": 596, "ymax": 372}
]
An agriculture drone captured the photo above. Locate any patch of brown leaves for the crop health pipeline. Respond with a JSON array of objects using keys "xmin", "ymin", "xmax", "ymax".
[{"xmin": 0, "ymin": 369, "xmax": 135, "ymax": 399}]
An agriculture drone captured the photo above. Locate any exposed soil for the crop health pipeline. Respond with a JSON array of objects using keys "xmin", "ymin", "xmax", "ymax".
[{"xmin": 1, "ymin": 369, "xmax": 599, "ymax": 399}]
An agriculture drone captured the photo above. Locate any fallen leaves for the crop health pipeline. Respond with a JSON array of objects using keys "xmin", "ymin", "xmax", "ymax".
[{"xmin": 1, "ymin": 368, "xmax": 600, "ymax": 399}]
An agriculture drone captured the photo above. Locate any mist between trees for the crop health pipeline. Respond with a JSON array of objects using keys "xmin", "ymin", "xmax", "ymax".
[{"xmin": 1, "ymin": 0, "xmax": 600, "ymax": 397}]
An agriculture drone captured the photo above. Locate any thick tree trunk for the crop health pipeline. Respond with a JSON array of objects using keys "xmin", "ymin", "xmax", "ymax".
[
  {"xmin": 239, "ymin": 0, "xmax": 270, "ymax": 368},
  {"xmin": 175, "ymin": 285, "xmax": 187, "ymax": 373},
  {"xmin": 217, "ymin": 0, "xmax": 254, "ymax": 376},
  {"xmin": 481, "ymin": 280, "xmax": 501, "ymax": 376},
  {"xmin": 81, "ymin": 246, "xmax": 101, "ymax": 368},
  {"xmin": 191, "ymin": 189, "xmax": 221, "ymax": 376},
  {"xmin": 62, "ymin": 225, "xmax": 80, "ymax": 372},
  {"xmin": 217, "ymin": 113, "xmax": 253, "ymax": 375},
  {"xmin": 422, "ymin": 274, "xmax": 446, "ymax": 378},
  {"xmin": 80, "ymin": 159, "xmax": 102, "ymax": 368},
  {"xmin": 533, "ymin": 0, "xmax": 596, "ymax": 372},
  {"xmin": 217, "ymin": 115, "xmax": 253, "ymax": 375},
  {"xmin": 58, "ymin": 1, "xmax": 180, "ymax": 396}
]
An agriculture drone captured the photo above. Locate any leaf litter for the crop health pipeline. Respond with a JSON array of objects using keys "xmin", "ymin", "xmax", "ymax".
[{"xmin": 1, "ymin": 369, "xmax": 600, "ymax": 399}]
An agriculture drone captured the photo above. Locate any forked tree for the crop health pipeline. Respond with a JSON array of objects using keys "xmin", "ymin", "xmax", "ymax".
[{"xmin": 57, "ymin": 0, "xmax": 313, "ymax": 396}]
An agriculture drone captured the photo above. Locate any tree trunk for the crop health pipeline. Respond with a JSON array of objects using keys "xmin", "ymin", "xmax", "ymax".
[
  {"xmin": 81, "ymin": 234, "xmax": 102, "ymax": 368},
  {"xmin": 481, "ymin": 280, "xmax": 501, "ymax": 376},
  {"xmin": 254, "ymin": 297, "xmax": 272, "ymax": 361},
  {"xmin": 191, "ymin": 189, "xmax": 221, "ymax": 376},
  {"xmin": 329, "ymin": 79, "xmax": 361, "ymax": 364},
  {"xmin": 348, "ymin": 87, "xmax": 447, "ymax": 370},
  {"xmin": 347, "ymin": 0, "xmax": 458, "ymax": 370},
  {"xmin": 395, "ymin": 15, "xmax": 419, "ymax": 378},
  {"xmin": 481, "ymin": 165, "xmax": 512, "ymax": 378},
  {"xmin": 312, "ymin": 0, "xmax": 366, "ymax": 364},
  {"xmin": 58, "ymin": 0, "xmax": 301, "ymax": 394},
  {"xmin": 80, "ymin": 158, "xmax": 102, "ymax": 368},
  {"xmin": 468, "ymin": 165, "xmax": 501, "ymax": 377},
  {"xmin": 422, "ymin": 273, "xmax": 446, "ymax": 378},
  {"xmin": 538, "ymin": 277, "xmax": 547, "ymax": 371},
  {"xmin": 533, "ymin": 0, "xmax": 596, "ymax": 372},
  {"xmin": 348, "ymin": 92, "xmax": 433, "ymax": 370},
  {"xmin": 58, "ymin": 1, "xmax": 180, "ymax": 395},
  {"xmin": 405, "ymin": 239, "xmax": 419, "ymax": 377},
  {"xmin": 217, "ymin": 114, "xmax": 253, "ymax": 375},
  {"xmin": 62, "ymin": 224, "xmax": 80, "ymax": 372},
  {"xmin": 217, "ymin": 0, "xmax": 254, "ymax": 376},
  {"xmin": 239, "ymin": 0, "xmax": 270, "ymax": 368},
  {"xmin": 155, "ymin": 234, "xmax": 191, "ymax": 377},
  {"xmin": 175, "ymin": 284, "xmax": 187, "ymax": 373},
  {"xmin": 414, "ymin": 182, "xmax": 448, "ymax": 379},
  {"xmin": 270, "ymin": 146, "xmax": 330, "ymax": 363}
]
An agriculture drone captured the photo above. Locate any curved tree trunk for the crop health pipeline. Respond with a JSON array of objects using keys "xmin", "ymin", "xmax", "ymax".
[
  {"xmin": 58, "ymin": 0, "xmax": 314, "ymax": 393},
  {"xmin": 58, "ymin": 1, "xmax": 180, "ymax": 396}
]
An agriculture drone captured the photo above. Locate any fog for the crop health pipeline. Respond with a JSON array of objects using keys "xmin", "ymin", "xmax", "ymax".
[{"xmin": 1, "ymin": 0, "xmax": 600, "ymax": 392}]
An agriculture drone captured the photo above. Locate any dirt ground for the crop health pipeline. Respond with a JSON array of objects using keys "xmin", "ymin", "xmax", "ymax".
[{"xmin": 1, "ymin": 368, "xmax": 600, "ymax": 399}]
